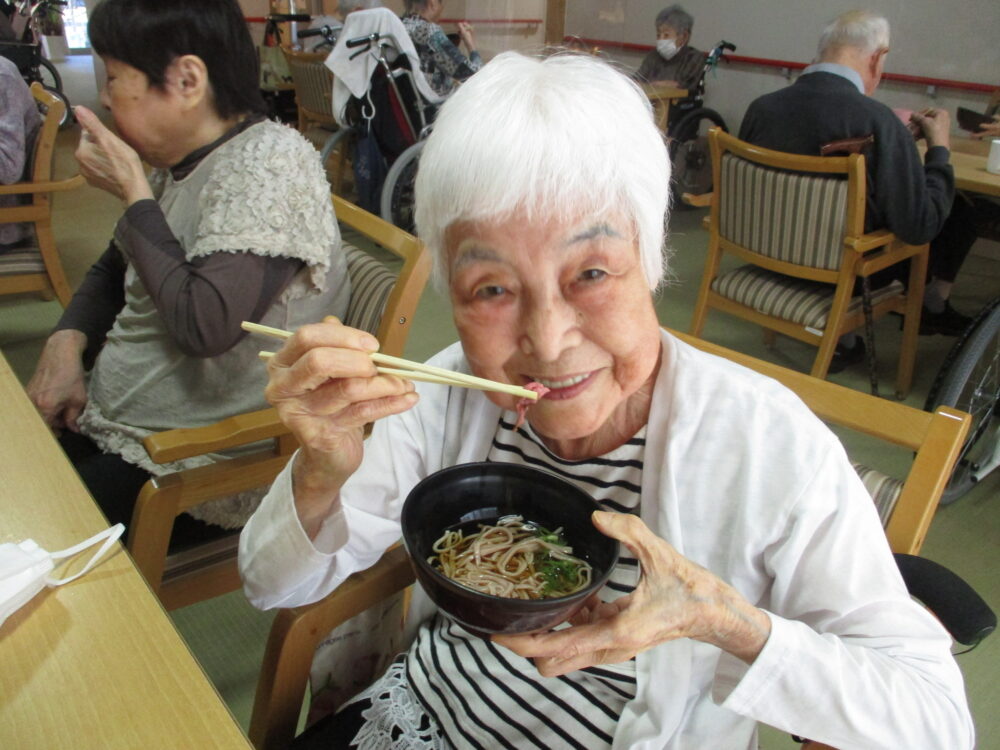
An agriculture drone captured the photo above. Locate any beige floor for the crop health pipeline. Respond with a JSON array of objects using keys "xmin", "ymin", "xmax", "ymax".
[{"xmin": 1, "ymin": 54, "xmax": 997, "ymax": 748}]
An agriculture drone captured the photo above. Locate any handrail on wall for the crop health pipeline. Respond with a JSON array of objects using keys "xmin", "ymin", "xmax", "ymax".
[
  {"xmin": 562, "ymin": 36, "xmax": 995, "ymax": 94},
  {"xmin": 440, "ymin": 18, "xmax": 542, "ymax": 26}
]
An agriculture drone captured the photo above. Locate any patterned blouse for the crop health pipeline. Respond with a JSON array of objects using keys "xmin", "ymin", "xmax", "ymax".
[{"xmin": 401, "ymin": 13, "xmax": 482, "ymax": 97}]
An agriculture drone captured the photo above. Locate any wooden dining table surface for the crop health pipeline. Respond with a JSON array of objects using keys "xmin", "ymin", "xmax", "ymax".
[
  {"xmin": 920, "ymin": 136, "xmax": 1000, "ymax": 198},
  {"xmin": 641, "ymin": 82, "xmax": 688, "ymax": 132},
  {"xmin": 0, "ymin": 352, "xmax": 253, "ymax": 750}
]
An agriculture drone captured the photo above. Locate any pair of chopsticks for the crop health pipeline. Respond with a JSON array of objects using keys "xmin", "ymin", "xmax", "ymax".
[{"xmin": 242, "ymin": 321, "xmax": 540, "ymax": 401}]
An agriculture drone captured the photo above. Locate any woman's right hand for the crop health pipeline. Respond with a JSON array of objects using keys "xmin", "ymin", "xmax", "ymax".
[
  {"xmin": 26, "ymin": 330, "xmax": 89, "ymax": 433},
  {"xmin": 264, "ymin": 318, "xmax": 419, "ymax": 534}
]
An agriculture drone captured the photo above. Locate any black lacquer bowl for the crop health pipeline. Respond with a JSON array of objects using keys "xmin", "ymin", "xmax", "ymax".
[{"xmin": 400, "ymin": 462, "xmax": 619, "ymax": 636}]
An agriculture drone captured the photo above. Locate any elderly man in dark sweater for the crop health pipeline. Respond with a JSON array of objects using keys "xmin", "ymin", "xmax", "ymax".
[{"xmin": 739, "ymin": 10, "xmax": 968, "ymax": 364}]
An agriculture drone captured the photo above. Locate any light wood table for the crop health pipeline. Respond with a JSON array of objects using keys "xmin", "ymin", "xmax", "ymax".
[
  {"xmin": 0, "ymin": 353, "xmax": 253, "ymax": 750},
  {"xmin": 920, "ymin": 139, "xmax": 1000, "ymax": 198},
  {"xmin": 641, "ymin": 83, "xmax": 688, "ymax": 132},
  {"xmin": 949, "ymin": 149, "xmax": 1000, "ymax": 198}
]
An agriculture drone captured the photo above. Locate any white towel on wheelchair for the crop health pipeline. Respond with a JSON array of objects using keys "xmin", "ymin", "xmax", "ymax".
[{"xmin": 325, "ymin": 8, "xmax": 444, "ymax": 126}]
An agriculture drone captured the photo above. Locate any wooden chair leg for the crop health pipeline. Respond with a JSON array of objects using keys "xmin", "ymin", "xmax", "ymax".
[
  {"xmin": 128, "ymin": 479, "xmax": 181, "ymax": 593},
  {"xmin": 690, "ymin": 237, "xmax": 722, "ymax": 336},
  {"xmin": 762, "ymin": 329, "xmax": 776, "ymax": 348},
  {"xmin": 33, "ymin": 216, "xmax": 72, "ymax": 307},
  {"xmin": 896, "ymin": 247, "xmax": 928, "ymax": 399}
]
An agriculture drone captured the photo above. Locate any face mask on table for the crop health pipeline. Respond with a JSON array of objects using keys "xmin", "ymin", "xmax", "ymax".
[
  {"xmin": 657, "ymin": 38, "xmax": 680, "ymax": 60},
  {"xmin": 0, "ymin": 523, "xmax": 124, "ymax": 629}
]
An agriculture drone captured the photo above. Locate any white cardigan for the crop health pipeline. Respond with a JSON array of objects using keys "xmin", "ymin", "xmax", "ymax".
[{"xmin": 240, "ymin": 330, "xmax": 973, "ymax": 749}]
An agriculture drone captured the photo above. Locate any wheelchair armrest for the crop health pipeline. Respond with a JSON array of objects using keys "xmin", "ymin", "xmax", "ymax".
[{"xmin": 894, "ymin": 553, "xmax": 997, "ymax": 646}]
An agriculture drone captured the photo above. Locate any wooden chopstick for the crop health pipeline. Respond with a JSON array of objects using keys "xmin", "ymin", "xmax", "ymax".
[{"xmin": 245, "ymin": 322, "xmax": 540, "ymax": 400}]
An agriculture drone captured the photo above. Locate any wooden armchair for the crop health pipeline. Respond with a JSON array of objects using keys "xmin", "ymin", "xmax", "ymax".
[
  {"xmin": 245, "ymin": 329, "xmax": 982, "ymax": 750},
  {"xmin": 689, "ymin": 128, "xmax": 927, "ymax": 398},
  {"xmin": 0, "ymin": 83, "xmax": 83, "ymax": 306},
  {"xmin": 127, "ymin": 195, "xmax": 431, "ymax": 611}
]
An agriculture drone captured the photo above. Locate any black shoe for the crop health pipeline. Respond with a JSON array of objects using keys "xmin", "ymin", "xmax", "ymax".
[
  {"xmin": 828, "ymin": 338, "xmax": 866, "ymax": 374},
  {"xmin": 919, "ymin": 302, "xmax": 973, "ymax": 336}
]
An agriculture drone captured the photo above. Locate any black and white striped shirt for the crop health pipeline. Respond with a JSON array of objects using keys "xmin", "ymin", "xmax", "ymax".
[{"xmin": 403, "ymin": 417, "xmax": 647, "ymax": 749}]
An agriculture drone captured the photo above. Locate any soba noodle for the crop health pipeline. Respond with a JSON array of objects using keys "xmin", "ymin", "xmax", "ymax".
[{"xmin": 428, "ymin": 515, "xmax": 593, "ymax": 599}]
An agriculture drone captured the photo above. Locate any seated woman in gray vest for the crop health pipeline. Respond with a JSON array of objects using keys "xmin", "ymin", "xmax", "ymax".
[{"xmin": 25, "ymin": 0, "xmax": 350, "ymax": 548}]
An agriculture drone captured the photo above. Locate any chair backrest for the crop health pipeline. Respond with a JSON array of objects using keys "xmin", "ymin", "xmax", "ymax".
[
  {"xmin": 333, "ymin": 194, "xmax": 428, "ymax": 356},
  {"xmin": 283, "ymin": 48, "xmax": 335, "ymax": 121},
  {"xmin": 670, "ymin": 329, "xmax": 969, "ymax": 554},
  {"xmin": 28, "ymin": 82, "xmax": 63, "ymax": 187},
  {"xmin": 710, "ymin": 128, "xmax": 867, "ymax": 274},
  {"xmin": 247, "ymin": 330, "xmax": 971, "ymax": 750}
]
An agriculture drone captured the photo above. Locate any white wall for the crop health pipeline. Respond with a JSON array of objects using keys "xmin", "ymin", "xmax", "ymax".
[{"xmin": 565, "ymin": 0, "xmax": 999, "ymax": 137}]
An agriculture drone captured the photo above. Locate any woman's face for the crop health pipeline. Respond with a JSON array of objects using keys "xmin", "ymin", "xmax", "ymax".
[
  {"xmin": 100, "ymin": 57, "xmax": 185, "ymax": 167},
  {"xmin": 656, "ymin": 23, "xmax": 689, "ymax": 48},
  {"xmin": 447, "ymin": 211, "xmax": 663, "ymax": 458},
  {"xmin": 423, "ymin": 0, "xmax": 444, "ymax": 22}
]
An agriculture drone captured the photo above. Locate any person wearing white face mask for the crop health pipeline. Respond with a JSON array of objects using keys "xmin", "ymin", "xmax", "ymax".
[{"xmin": 633, "ymin": 4, "xmax": 703, "ymax": 90}]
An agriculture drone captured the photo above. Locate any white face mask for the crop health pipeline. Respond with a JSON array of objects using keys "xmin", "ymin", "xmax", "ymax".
[
  {"xmin": 0, "ymin": 524, "xmax": 124, "ymax": 629},
  {"xmin": 657, "ymin": 38, "xmax": 680, "ymax": 61}
]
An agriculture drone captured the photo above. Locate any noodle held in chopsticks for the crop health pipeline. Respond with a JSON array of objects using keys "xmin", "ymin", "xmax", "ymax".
[{"xmin": 429, "ymin": 515, "xmax": 593, "ymax": 599}]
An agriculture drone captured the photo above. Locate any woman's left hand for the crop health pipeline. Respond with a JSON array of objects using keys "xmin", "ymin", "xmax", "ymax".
[
  {"xmin": 493, "ymin": 511, "xmax": 772, "ymax": 677},
  {"xmin": 74, "ymin": 105, "xmax": 153, "ymax": 206},
  {"xmin": 456, "ymin": 21, "xmax": 476, "ymax": 51}
]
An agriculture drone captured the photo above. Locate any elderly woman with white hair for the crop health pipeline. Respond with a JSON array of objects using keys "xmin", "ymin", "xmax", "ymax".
[{"xmin": 239, "ymin": 51, "xmax": 974, "ymax": 749}]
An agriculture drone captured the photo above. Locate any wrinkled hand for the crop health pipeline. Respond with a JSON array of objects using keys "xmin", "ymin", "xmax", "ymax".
[
  {"xmin": 910, "ymin": 108, "xmax": 951, "ymax": 150},
  {"xmin": 264, "ymin": 317, "xmax": 418, "ymax": 513},
  {"xmin": 456, "ymin": 21, "xmax": 476, "ymax": 51},
  {"xmin": 74, "ymin": 106, "xmax": 153, "ymax": 206},
  {"xmin": 493, "ymin": 511, "xmax": 771, "ymax": 677},
  {"xmin": 974, "ymin": 114, "xmax": 1000, "ymax": 140},
  {"xmin": 26, "ymin": 329, "xmax": 89, "ymax": 433}
]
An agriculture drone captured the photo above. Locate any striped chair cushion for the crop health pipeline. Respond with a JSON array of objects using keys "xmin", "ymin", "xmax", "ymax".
[
  {"xmin": 718, "ymin": 153, "xmax": 849, "ymax": 270},
  {"xmin": 0, "ymin": 247, "xmax": 45, "ymax": 275},
  {"xmin": 711, "ymin": 265, "xmax": 903, "ymax": 331},
  {"xmin": 343, "ymin": 242, "xmax": 397, "ymax": 337},
  {"xmin": 289, "ymin": 59, "xmax": 335, "ymax": 117},
  {"xmin": 852, "ymin": 462, "xmax": 904, "ymax": 526}
]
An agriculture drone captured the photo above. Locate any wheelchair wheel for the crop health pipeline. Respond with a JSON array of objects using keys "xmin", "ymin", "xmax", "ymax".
[
  {"xmin": 32, "ymin": 58, "xmax": 73, "ymax": 129},
  {"xmin": 668, "ymin": 107, "xmax": 727, "ymax": 207},
  {"xmin": 37, "ymin": 56, "xmax": 63, "ymax": 95},
  {"xmin": 380, "ymin": 140, "xmax": 423, "ymax": 233},
  {"xmin": 924, "ymin": 296, "xmax": 1000, "ymax": 505}
]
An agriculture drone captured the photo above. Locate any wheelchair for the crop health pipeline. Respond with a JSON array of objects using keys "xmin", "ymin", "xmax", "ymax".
[
  {"xmin": 665, "ymin": 39, "xmax": 736, "ymax": 205},
  {"xmin": 924, "ymin": 294, "xmax": 1000, "ymax": 505},
  {"xmin": 0, "ymin": 39, "xmax": 72, "ymax": 128},
  {"xmin": 322, "ymin": 26, "xmax": 436, "ymax": 225}
]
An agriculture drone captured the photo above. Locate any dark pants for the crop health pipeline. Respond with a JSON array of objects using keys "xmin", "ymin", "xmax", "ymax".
[
  {"xmin": 930, "ymin": 193, "xmax": 1000, "ymax": 282},
  {"xmin": 58, "ymin": 431, "xmax": 231, "ymax": 552},
  {"xmin": 290, "ymin": 699, "xmax": 369, "ymax": 750}
]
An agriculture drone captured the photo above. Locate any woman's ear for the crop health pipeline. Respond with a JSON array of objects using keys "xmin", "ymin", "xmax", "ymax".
[{"xmin": 167, "ymin": 54, "xmax": 211, "ymax": 111}]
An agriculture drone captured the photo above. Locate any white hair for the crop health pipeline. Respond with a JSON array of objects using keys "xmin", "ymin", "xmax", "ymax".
[
  {"xmin": 818, "ymin": 9, "xmax": 890, "ymax": 58},
  {"xmin": 338, "ymin": 0, "xmax": 380, "ymax": 15},
  {"xmin": 414, "ymin": 51, "xmax": 671, "ymax": 291}
]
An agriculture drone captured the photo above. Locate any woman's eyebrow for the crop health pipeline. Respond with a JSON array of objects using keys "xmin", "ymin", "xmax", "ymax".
[
  {"xmin": 568, "ymin": 223, "xmax": 622, "ymax": 244},
  {"xmin": 452, "ymin": 245, "xmax": 502, "ymax": 272}
]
